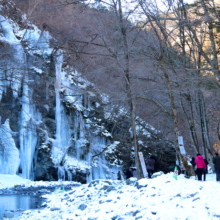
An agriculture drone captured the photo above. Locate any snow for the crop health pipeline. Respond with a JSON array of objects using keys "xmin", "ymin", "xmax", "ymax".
[
  {"xmin": 64, "ymin": 155, "xmax": 90, "ymax": 171},
  {"xmin": 0, "ymin": 175, "xmax": 31, "ymax": 189},
  {"xmin": 0, "ymin": 174, "xmax": 80, "ymax": 190},
  {"xmin": 31, "ymin": 67, "xmax": 43, "ymax": 74},
  {"xmin": 15, "ymin": 173, "xmax": 220, "ymax": 220}
]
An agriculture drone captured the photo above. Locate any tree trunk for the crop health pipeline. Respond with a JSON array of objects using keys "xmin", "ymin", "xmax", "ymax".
[
  {"xmin": 118, "ymin": 0, "xmax": 141, "ymax": 179},
  {"xmin": 180, "ymin": 92, "xmax": 199, "ymax": 154},
  {"xmin": 196, "ymin": 90, "xmax": 214, "ymax": 170},
  {"xmin": 160, "ymin": 62, "xmax": 191, "ymax": 175}
]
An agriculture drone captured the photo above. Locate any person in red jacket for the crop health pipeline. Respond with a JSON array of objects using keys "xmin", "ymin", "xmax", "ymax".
[{"xmin": 195, "ymin": 153, "xmax": 206, "ymax": 181}]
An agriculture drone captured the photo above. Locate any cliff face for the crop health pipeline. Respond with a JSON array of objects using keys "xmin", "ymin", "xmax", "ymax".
[{"xmin": 0, "ymin": 2, "xmax": 176, "ymax": 183}]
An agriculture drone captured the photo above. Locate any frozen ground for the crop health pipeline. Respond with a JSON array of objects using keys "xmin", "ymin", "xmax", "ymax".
[{"xmin": 2, "ymin": 173, "xmax": 216, "ymax": 220}]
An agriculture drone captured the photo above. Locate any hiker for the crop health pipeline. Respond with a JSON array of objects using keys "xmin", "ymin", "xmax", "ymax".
[
  {"xmin": 124, "ymin": 168, "xmax": 133, "ymax": 180},
  {"xmin": 213, "ymin": 153, "xmax": 220, "ymax": 181},
  {"xmin": 146, "ymin": 155, "xmax": 155, "ymax": 178},
  {"xmin": 181, "ymin": 161, "xmax": 186, "ymax": 175},
  {"xmin": 194, "ymin": 154, "xmax": 206, "ymax": 181},
  {"xmin": 202, "ymin": 156, "xmax": 209, "ymax": 181},
  {"xmin": 190, "ymin": 157, "xmax": 197, "ymax": 179},
  {"xmin": 117, "ymin": 171, "xmax": 122, "ymax": 180}
]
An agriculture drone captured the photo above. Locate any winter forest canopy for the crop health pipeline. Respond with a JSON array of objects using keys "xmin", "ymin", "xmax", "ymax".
[{"xmin": 1, "ymin": 0, "xmax": 220, "ymax": 181}]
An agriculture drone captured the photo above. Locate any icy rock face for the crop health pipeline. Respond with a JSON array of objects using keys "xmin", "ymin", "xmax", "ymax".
[{"xmin": 0, "ymin": 8, "xmax": 121, "ymax": 182}]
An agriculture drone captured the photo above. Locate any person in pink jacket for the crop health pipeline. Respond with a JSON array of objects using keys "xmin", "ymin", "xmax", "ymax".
[{"xmin": 195, "ymin": 154, "xmax": 206, "ymax": 181}]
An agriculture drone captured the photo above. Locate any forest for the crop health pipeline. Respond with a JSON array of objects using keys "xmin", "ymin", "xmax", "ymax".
[{"xmin": 1, "ymin": 0, "xmax": 220, "ymax": 177}]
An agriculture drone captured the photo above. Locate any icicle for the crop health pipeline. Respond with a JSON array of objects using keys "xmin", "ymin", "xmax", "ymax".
[
  {"xmin": 67, "ymin": 170, "xmax": 72, "ymax": 181},
  {"xmin": 58, "ymin": 166, "xmax": 65, "ymax": 181},
  {"xmin": 0, "ymin": 119, "xmax": 20, "ymax": 175},
  {"xmin": 19, "ymin": 70, "xmax": 38, "ymax": 179}
]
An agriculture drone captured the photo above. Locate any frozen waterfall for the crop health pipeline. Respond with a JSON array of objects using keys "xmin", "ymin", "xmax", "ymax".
[
  {"xmin": 19, "ymin": 72, "xmax": 39, "ymax": 179},
  {"xmin": 52, "ymin": 52, "xmax": 72, "ymax": 168}
]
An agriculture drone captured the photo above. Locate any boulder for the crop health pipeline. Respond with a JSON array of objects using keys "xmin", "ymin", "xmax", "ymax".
[
  {"xmin": 3, "ymin": 212, "xmax": 14, "ymax": 218},
  {"xmin": 126, "ymin": 177, "xmax": 137, "ymax": 185}
]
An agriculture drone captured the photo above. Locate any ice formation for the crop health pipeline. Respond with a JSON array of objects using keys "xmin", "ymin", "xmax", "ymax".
[
  {"xmin": 0, "ymin": 11, "xmax": 121, "ymax": 182},
  {"xmin": 0, "ymin": 119, "xmax": 20, "ymax": 174}
]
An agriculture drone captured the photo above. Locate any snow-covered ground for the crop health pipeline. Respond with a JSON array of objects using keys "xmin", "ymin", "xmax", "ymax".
[
  {"xmin": 0, "ymin": 174, "xmax": 80, "ymax": 190},
  {"xmin": 7, "ymin": 173, "xmax": 218, "ymax": 220}
]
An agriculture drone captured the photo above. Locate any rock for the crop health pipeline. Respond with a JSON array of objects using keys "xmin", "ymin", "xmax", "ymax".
[
  {"xmin": 50, "ymin": 207, "xmax": 61, "ymax": 211},
  {"xmin": 111, "ymin": 216, "xmax": 118, "ymax": 220},
  {"xmin": 63, "ymin": 196, "xmax": 70, "ymax": 200},
  {"xmin": 103, "ymin": 185, "xmax": 109, "ymax": 190},
  {"xmin": 34, "ymin": 145, "xmax": 58, "ymax": 181},
  {"xmin": 106, "ymin": 186, "xmax": 116, "ymax": 192},
  {"xmin": 14, "ymin": 185, "xmax": 25, "ymax": 189},
  {"xmin": 126, "ymin": 177, "xmax": 137, "ymax": 185},
  {"xmin": 89, "ymin": 180, "xmax": 112, "ymax": 188},
  {"xmin": 133, "ymin": 210, "xmax": 141, "ymax": 216},
  {"xmin": 151, "ymin": 171, "xmax": 164, "ymax": 179},
  {"xmin": 134, "ymin": 181, "xmax": 148, "ymax": 190},
  {"xmin": 135, "ymin": 216, "xmax": 143, "ymax": 220},
  {"xmin": 78, "ymin": 204, "xmax": 87, "ymax": 211},
  {"xmin": 88, "ymin": 218, "xmax": 98, "ymax": 220},
  {"xmin": 192, "ymin": 197, "xmax": 200, "ymax": 202},
  {"xmin": 69, "ymin": 192, "xmax": 75, "ymax": 195},
  {"xmin": 99, "ymin": 200, "xmax": 105, "ymax": 204},
  {"xmin": 102, "ymin": 180, "xmax": 113, "ymax": 185},
  {"xmin": 77, "ymin": 195, "xmax": 84, "ymax": 198},
  {"xmin": 88, "ymin": 180, "xmax": 100, "ymax": 187},
  {"xmin": 4, "ymin": 212, "xmax": 14, "ymax": 218},
  {"xmin": 106, "ymin": 200, "xmax": 112, "ymax": 202}
]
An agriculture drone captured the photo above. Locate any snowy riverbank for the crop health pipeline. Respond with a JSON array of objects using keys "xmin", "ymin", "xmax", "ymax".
[
  {"xmin": 0, "ymin": 174, "xmax": 81, "ymax": 190},
  {"xmin": 10, "ymin": 173, "xmax": 219, "ymax": 220}
]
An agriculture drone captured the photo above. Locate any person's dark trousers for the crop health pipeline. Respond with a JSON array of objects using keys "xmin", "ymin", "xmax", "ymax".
[
  {"xmin": 147, "ymin": 169, "xmax": 153, "ymax": 178},
  {"xmin": 203, "ymin": 173, "xmax": 206, "ymax": 181},
  {"xmin": 194, "ymin": 169, "xmax": 197, "ymax": 179},
  {"xmin": 216, "ymin": 169, "xmax": 220, "ymax": 181},
  {"xmin": 197, "ymin": 168, "xmax": 203, "ymax": 181}
]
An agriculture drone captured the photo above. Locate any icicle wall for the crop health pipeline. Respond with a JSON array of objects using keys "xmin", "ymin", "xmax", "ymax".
[{"xmin": 0, "ymin": 11, "xmax": 121, "ymax": 182}]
